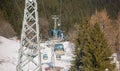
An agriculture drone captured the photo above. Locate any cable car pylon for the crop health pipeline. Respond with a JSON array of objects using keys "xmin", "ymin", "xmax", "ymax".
[{"xmin": 17, "ymin": 0, "xmax": 41, "ymax": 71}]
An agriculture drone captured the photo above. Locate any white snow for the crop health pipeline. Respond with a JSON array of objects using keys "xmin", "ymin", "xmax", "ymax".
[
  {"xmin": 0, "ymin": 36, "xmax": 74, "ymax": 71},
  {"xmin": 0, "ymin": 36, "xmax": 20, "ymax": 71}
]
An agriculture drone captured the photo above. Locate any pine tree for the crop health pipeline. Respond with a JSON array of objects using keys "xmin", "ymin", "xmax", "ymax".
[
  {"xmin": 71, "ymin": 21, "xmax": 92, "ymax": 71},
  {"xmin": 88, "ymin": 23, "xmax": 114, "ymax": 71},
  {"xmin": 71, "ymin": 22, "xmax": 114, "ymax": 71}
]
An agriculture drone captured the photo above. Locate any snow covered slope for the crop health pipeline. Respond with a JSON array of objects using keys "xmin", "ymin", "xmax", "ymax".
[
  {"xmin": 0, "ymin": 36, "xmax": 19, "ymax": 71},
  {"xmin": 0, "ymin": 36, "xmax": 74, "ymax": 71}
]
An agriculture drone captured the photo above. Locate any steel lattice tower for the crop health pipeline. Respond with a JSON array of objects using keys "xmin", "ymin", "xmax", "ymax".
[{"xmin": 17, "ymin": 0, "xmax": 41, "ymax": 71}]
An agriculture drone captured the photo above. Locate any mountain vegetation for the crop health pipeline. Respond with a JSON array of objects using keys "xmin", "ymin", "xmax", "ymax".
[
  {"xmin": 71, "ymin": 22, "xmax": 115, "ymax": 71},
  {"xmin": 0, "ymin": 0, "xmax": 119, "ymax": 70},
  {"xmin": 0, "ymin": 0, "xmax": 120, "ymax": 37}
]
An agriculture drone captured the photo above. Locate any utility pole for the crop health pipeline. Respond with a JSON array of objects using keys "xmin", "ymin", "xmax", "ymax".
[
  {"xmin": 52, "ymin": 15, "xmax": 59, "ymax": 39},
  {"xmin": 17, "ymin": 0, "xmax": 41, "ymax": 71}
]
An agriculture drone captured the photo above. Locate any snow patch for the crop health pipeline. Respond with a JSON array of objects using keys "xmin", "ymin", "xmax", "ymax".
[{"xmin": 0, "ymin": 36, "xmax": 75, "ymax": 71}]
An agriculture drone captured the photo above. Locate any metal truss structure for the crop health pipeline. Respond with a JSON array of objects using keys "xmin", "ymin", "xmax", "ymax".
[{"xmin": 17, "ymin": 0, "xmax": 41, "ymax": 71}]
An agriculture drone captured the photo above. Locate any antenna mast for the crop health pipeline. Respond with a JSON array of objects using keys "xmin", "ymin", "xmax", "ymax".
[{"xmin": 17, "ymin": 0, "xmax": 41, "ymax": 71}]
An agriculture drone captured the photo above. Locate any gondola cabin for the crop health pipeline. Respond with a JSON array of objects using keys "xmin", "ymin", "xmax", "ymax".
[
  {"xmin": 43, "ymin": 54, "xmax": 48, "ymax": 60},
  {"xmin": 54, "ymin": 44, "xmax": 64, "ymax": 55}
]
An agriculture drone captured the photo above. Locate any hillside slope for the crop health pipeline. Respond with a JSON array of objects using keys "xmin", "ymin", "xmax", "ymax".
[
  {"xmin": 0, "ymin": 11, "xmax": 16, "ymax": 38},
  {"xmin": 0, "ymin": 36, "xmax": 19, "ymax": 71},
  {"xmin": 0, "ymin": 36, "xmax": 74, "ymax": 71}
]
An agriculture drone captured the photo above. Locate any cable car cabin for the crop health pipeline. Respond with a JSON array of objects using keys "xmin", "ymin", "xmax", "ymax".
[
  {"xmin": 43, "ymin": 54, "xmax": 48, "ymax": 60},
  {"xmin": 54, "ymin": 44, "xmax": 64, "ymax": 55}
]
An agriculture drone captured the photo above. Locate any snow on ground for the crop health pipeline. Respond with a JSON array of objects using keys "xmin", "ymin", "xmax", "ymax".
[
  {"xmin": 0, "ymin": 36, "xmax": 20, "ymax": 71},
  {"xmin": 58, "ymin": 42, "xmax": 74, "ymax": 71},
  {"xmin": 0, "ymin": 36, "xmax": 74, "ymax": 71}
]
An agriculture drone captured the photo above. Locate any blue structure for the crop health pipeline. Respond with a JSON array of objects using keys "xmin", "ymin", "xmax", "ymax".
[
  {"xmin": 54, "ymin": 44, "xmax": 64, "ymax": 51},
  {"xmin": 43, "ymin": 54, "xmax": 48, "ymax": 60},
  {"xmin": 54, "ymin": 44, "xmax": 64, "ymax": 55},
  {"xmin": 50, "ymin": 29, "xmax": 65, "ymax": 40}
]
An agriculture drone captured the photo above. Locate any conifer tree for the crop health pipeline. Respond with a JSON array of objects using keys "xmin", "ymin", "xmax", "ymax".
[
  {"xmin": 71, "ymin": 21, "xmax": 92, "ymax": 71},
  {"xmin": 71, "ymin": 22, "xmax": 114, "ymax": 71},
  {"xmin": 88, "ymin": 23, "xmax": 114, "ymax": 71}
]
